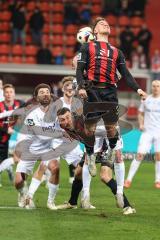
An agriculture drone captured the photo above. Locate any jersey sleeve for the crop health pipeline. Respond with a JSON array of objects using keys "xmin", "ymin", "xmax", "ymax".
[
  {"xmin": 117, "ymin": 49, "xmax": 140, "ymax": 92},
  {"xmin": 116, "ymin": 50, "xmax": 126, "ymax": 66},
  {"xmin": 139, "ymin": 100, "xmax": 145, "ymax": 112},
  {"xmin": 77, "ymin": 43, "xmax": 88, "ymax": 64},
  {"xmin": 76, "ymin": 44, "xmax": 88, "ymax": 88}
]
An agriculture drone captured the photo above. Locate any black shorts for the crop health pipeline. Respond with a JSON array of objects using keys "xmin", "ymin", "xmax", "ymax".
[
  {"xmin": 84, "ymin": 85, "xmax": 118, "ymax": 124},
  {"xmin": 0, "ymin": 144, "xmax": 8, "ymax": 163}
]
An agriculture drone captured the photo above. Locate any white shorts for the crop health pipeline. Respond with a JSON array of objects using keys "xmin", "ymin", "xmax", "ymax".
[
  {"xmin": 63, "ymin": 144, "xmax": 84, "ymax": 167},
  {"xmin": 52, "ymin": 138, "xmax": 84, "ymax": 167},
  {"xmin": 16, "ymin": 160, "xmax": 36, "ymax": 175},
  {"xmin": 138, "ymin": 131, "xmax": 160, "ymax": 153}
]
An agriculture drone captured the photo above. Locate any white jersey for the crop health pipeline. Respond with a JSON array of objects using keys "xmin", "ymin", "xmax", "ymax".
[
  {"xmin": 60, "ymin": 97, "xmax": 71, "ymax": 110},
  {"xmin": 24, "ymin": 106, "xmax": 61, "ymax": 154},
  {"xmin": 139, "ymin": 95, "xmax": 160, "ymax": 132}
]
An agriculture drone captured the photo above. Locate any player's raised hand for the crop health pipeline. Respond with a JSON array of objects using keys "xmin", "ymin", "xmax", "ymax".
[
  {"xmin": 137, "ymin": 89, "xmax": 147, "ymax": 100},
  {"xmin": 78, "ymin": 89, "xmax": 88, "ymax": 99}
]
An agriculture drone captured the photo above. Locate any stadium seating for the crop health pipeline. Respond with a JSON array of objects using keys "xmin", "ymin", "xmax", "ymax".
[
  {"xmin": 0, "ymin": 44, "xmax": 10, "ymax": 55},
  {"xmin": 0, "ymin": 55, "xmax": 9, "ymax": 63},
  {"xmin": 0, "ymin": 0, "xmax": 150, "ymax": 65},
  {"xmin": 0, "ymin": 33, "xmax": 11, "ymax": 43},
  {"xmin": 24, "ymin": 45, "xmax": 38, "ymax": 56},
  {"xmin": 50, "ymin": 3, "xmax": 64, "ymax": 13},
  {"xmin": 24, "ymin": 56, "xmax": 36, "ymax": 64},
  {"xmin": 11, "ymin": 44, "xmax": 23, "ymax": 56},
  {"xmin": 11, "ymin": 56, "xmax": 23, "ymax": 64}
]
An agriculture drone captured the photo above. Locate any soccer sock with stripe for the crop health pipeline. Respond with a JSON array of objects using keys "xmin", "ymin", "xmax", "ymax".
[
  {"xmin": 106, "ymin": 178, "xmax": 131, "ymax": 208},
  {"xmin": 69, "ymin": 178, "xmax": 82, "ymax": 205}
]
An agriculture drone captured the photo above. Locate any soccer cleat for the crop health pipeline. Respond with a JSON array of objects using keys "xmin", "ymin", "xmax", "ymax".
[
  {"xmin": 123, "ymin": 206, "xmax": 136, "ymax": 215},
  {"xmin": 81, "ymin": 197, "xmax": 96, "ymax": 209},
  {"xmin": 87, "ymin": 154, "xmax": 97, "ymax": 177},
  {"xmin": 155, "ymin": 182, "xmax": 160, "ymax": 189},
  {"xmin": 115, "ymin": 193, "xmax": 124, "ymax": 208},
  {"xmin": 18, "ymin": 193, "xmax": 26, "ymax": 208},
  {"xmin": 47, "ymin": 201, "xmax": 57, "ymax": 210},
  {"xmin": 56, "ymin": 202, "xmax": 77, "ymax": 210},
  {"xmin": 124, "ymin": 180, "xmax": 132, "ymax": 189},
  {"xmin": 25, "ymin": 197, "xmax": 36, "ymax": 209}
]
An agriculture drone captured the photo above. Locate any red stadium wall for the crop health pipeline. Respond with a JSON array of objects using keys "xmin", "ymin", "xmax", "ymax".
[{"xmin": 146, "ymin": 0, "xmax": 160, "ymax": 55}]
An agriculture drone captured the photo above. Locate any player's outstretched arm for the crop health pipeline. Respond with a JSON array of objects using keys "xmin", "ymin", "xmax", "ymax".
[{"xmin": 117, "ymin": 50, "xmax": 147, "ymax": 100}]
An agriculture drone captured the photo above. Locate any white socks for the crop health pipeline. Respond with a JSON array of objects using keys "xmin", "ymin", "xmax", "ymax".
[
  {"xmin": 0, "ymin": 157, "xmax": 14, "ymax": 173},
  {"xmin": 127, "ymin": 158, "xmax": 141, "ymax": 182},
  {"xmin": 155, "ymin": 161, "xmax": 160, "ymax": 182},
  {"xmin": 82, "ymin": 163, "xmax": 91, "ymax": 199},
  {"xmin": 47, "ymin": 182, "xmax": 59, "ymax": 203},
  {"xmin": 114, "ymin": 162, "xmax": 125, "ymax": 194},
  {"xmin": 27, "ymin": 178, "xmax": 41, "ymax": 199}
]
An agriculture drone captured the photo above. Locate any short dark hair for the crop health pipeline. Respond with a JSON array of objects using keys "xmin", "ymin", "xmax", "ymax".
[
  {"xmin": 3, "ymin": 84, "xmax": 15, "ymax": 91},
  {"xmin": 34, "ymin": 83, "xmax": 51, "ymax": 97},
  {"xmin": 92, "ymin": 17, "xmax": 106, "ymax": 33},
  {"xmin": 57, "ymin": 107, "xmax": 70, "ymax": 116}
]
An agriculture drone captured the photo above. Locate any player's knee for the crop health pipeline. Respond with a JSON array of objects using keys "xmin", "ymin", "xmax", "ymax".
[
  {"xmin": 137, "ymin": 153, "xmax": 144, "ymax": 161},
  {"xmin": 49, "ymin": 161, "xmax": 59, "ymax": 175}
]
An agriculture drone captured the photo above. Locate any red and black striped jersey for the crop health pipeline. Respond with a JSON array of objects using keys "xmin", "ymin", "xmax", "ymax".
[
  {"xmin": 0, "ymin": 99, "xmax": 24, "ymax": 144},
  {"xmin": 77, "ymin": 41, "xmax": 125, "ymax": 84}
]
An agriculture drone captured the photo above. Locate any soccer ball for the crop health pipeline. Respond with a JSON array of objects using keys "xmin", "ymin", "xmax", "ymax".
[{"xmin": 76, "ymin": 27, "xmax": 94, "ymax": 44}]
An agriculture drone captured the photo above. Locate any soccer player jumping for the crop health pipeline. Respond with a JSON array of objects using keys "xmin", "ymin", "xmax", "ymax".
[{"xmin": 76, "ymin": 17, "xmax": 147, "ymax": 177}]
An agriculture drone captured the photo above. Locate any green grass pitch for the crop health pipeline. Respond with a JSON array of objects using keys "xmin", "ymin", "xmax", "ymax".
[{"xmin": 0, "ymin": 160, "xmax": 160, "ymax": 240}]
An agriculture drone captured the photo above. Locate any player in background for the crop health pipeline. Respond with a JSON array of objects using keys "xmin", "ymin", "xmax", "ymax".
[
  {"xmin": 0, "ymin": 84, "xmax": 24, "ymax": 186},
  {"xmin": 125, "ymin": 80, "xmax": 160, "ymax": 189}
]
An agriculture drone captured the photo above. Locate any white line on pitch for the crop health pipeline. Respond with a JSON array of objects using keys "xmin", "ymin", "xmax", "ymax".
[{"xmin": 0, "ymin": 206, "xmax": 24, "ymax": 209}]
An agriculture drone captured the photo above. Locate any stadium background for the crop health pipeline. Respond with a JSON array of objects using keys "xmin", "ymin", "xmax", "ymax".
[{"xmin": 0, "ymin": 2, "xmax": 160, "ymax": 240}]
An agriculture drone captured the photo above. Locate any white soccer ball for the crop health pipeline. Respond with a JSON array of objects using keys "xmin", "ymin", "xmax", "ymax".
[{"xmin": 76, "ymin": 27, "xmax": 94, "ymax": 44}]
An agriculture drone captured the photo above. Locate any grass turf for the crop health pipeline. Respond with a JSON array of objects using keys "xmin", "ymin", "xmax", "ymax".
[{"xmin": 0, "ymin": 160, "xmax": 160, "ymax": 240}]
